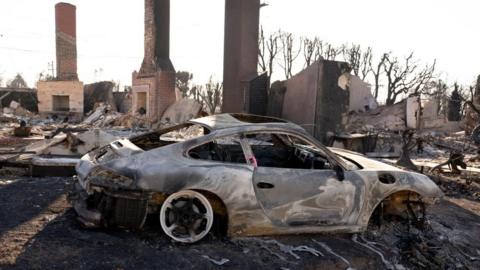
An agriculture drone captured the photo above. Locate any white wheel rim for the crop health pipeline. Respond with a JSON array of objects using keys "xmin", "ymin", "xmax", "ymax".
[{"xmin": 160, "ymin": 190, "xmax": 214, "ymax": 243}]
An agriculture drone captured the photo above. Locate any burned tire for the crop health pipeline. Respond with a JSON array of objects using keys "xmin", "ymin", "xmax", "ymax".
[
  {"xmin": 160, "ymin": 190, "xmax": 214, "ymax": 243},
  {"xmin": 369, "ymin": 191, "xmax": 426, "ymax": 229},
  {"xmin": 111, "ymin": 197, "xmax": 148, "ymax": 229}
]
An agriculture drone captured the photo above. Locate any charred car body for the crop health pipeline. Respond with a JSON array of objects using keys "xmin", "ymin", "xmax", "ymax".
[{"xmin": 71, "ymin": 114, "xmax": 443, "ymax": 243}]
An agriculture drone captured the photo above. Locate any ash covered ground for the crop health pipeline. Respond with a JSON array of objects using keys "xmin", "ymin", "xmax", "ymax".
[{"xmin": 0, "ymin": 169, "xmax": 479, "ymax": 270}]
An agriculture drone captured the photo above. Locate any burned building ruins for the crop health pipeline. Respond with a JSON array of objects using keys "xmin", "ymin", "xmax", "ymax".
[
  {"xmin": 37, "ymin": 3, "xmax": 84, "ymax": 118},
  {"xmin": 131, "ymin": 0, "xmax": 176, "ymax": 124},
  {"xmin": 131, "ymin": 0, "xmax": 267, "ymax": 124}
]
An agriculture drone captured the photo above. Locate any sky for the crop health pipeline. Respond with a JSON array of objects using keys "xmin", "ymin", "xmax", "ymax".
[{"xmin": 0, "ymin": 0, "xmax": 479, "ymax": 90}]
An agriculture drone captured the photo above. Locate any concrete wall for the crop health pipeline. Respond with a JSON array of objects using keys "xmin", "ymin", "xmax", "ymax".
[
  {"xmin": 406, "ymin": 96, "xmax": 421, "ymax": 129},
  {"xmin": 281, "ymin": 60, "xmax": 349, "ymax": 143},
  {"xmin": 421, "ymin": 97, "xmax": 461, "ymax": 131},
  {"xmin": 37, "ymin": 80, "xmax": 84, "ymax": 114},
  {"xmin": 315, "ymin": 61, "xmax": 350, "ymax": 143},
  {"xmin": 282, "ymin": 62, "xmax": 320, "ymax": 135},
  {"xmin": 267, "ymin": 81, "xmax": 286, "ymax": 118},
  {"xmin": 348, "ymin": 75, "xmax": 377, "ymax": 112}
]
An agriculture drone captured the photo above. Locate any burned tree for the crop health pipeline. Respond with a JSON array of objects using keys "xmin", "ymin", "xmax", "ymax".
[
  {"xmin": 342, "ymin": 44, "xmax": 360, "ymax": 76},
  {"xmin": 188, "ymin": 85, "xmax": 203, "ymax": 106},
  {"xmin": 370, "ymin": 53, "xmax": 387, "ymax": 100},
  {"xmin": 448, "ymin": 83, "xmax": 462, "ymax": 121},
  {"xmin": 279, "ymin": 32, "xmax": 301, "ymax": 79},
  {"xmin": 318, "ymin": 42, "xmax": 340, "ymax": 61},
  {"xmin": 383, "ymin": 52, "xmax": 436, "ymax": 105},
  {"xmin": 258, "ymin": 27, "xmax": 267, "ymax": 73},
  {"xmin": 194, "ymin": 78, "xmax": 223, "ymax": 115},
  {"xmin": 258, "ymin": 27, "xmax": 280, "ymax": 77},
  {"xmin": 396, "ymin": 130, "xmax": 418, "ymax": 171},
  {"xmin": 7, "ymin": 73, "xmax": 28, "ymax": 88},
  {"xmin": 464, "ymin": 75, "xmax": 480, "ymax": 137},
  {"xmin": 175, "ymin": 71, "xmax": 193, "ymax": 98},
  {"xmin": 341, "ymin": 44, "xmax": 372, "ymax": 80},
  {"xmin": 302, "ymin": 37, "xmax": 320, "ymax": 67}
]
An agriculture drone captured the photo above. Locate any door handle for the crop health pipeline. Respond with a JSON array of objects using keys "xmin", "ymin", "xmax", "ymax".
[{"xmin": 257, "ymin": 182, "xmax": 274, "ymax": 189}]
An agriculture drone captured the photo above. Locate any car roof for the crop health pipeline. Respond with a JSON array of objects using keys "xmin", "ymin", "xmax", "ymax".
[{"xmin": 188, "ymin": 113, "xmax": 302, "ymax": 131}]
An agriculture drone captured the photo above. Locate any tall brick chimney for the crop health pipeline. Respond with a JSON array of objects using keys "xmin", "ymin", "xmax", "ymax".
[
  {"xmin": 55, "ymin": 2, "xmax": 78, "ymax": 81},
  {"xmin": 132, "ymin": 0, "xmax": 175, "ymax": 124},
  {"xmin": 140, "ymin": 0, "xmax": 173, "ymax": 74}
]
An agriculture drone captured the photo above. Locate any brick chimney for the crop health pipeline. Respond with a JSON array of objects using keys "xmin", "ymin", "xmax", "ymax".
[
  {"xmin": 133, "ymin": 0, "xmax": 176, "ymax": 124},
  {"xmin": 140, "ymin": 0, "xmax": 173, "ymax": 74},
  {"xmin": 55, "ymin": 2, "xmax": 78, "ymax": 81}
]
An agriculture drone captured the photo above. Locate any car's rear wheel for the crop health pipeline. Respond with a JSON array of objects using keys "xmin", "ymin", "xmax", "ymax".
[{"xmin": 159, "ymin": 190, "xmax": 214, "ymax": 243}]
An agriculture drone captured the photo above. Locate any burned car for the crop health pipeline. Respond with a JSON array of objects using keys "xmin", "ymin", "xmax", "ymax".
[{"xmin": 71, "ymin": 114, "xmax": 443, "ymax": 243}]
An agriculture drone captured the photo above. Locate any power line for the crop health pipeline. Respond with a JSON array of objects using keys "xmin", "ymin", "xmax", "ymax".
[
  {"xmin": 0, "ymin": 46, "xmax": 141, "ymax": 59},
  {"xmin": 0, "ymin": 46, "xmax": 52, "ymax": 53},
  {"xmin": 48, "ymin": 61, "xmax": 55, "ymax": 78}
]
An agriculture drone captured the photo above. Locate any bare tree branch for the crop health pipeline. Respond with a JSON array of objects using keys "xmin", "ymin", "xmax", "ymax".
[
  {"xmin": 258, "ymin": 26, "xmax": 267, "ymax": 73},
  {"xmin": 342, "ymin": 44, "xmax": 361, "ymax": 76},
  {"xmin": 303, "ymin": 37, "xmax": 319, "ymax": 68},
  {"xmin": 197, "ymin": 77, "xmax": 223, "ymax": 115},
  {"xmin": 381, "ymin": 52, "xmax": 436, "ymax": 105},
  {"xmin": 360, "ymin": 47, "xmax": 373, "ymax": 80},
  {"xmin": 370, "ymin": 53, "xmax": 387, "ymax": 100},
  {"xmin": 278, "ymin": 32, "xmax": 301, "ymax": 79},
  {"xmin": 258, "ymin": 27, "xmax": 280, "ymax": 77}
]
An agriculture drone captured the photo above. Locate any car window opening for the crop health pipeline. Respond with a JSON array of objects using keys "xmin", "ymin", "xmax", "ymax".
[
  {"xmin": 188, "ymin": 135, "xmax": 247, "ymax": 163},
  {"xmin": 130, "ymin": 123, "xmax": 207, "ymax": 151},
  {"xmin": 188, "ymin": 132, "xmax": 335, "ymax": 170},
  {"xmin": 244, "ymin": 132, "xmax": 333, "ymax": 170}
]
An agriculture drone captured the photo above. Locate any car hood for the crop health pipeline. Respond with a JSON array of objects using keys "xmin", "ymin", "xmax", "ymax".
[
  {"xmin": 76, "ymin": 139, "xmax": 143, "ymax": 183},
  {"xmin": 328, "ymin": 147, "xmax": 401, "ymax": 171}
]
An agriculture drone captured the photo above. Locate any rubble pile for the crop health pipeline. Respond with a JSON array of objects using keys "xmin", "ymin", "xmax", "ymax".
[
  {"xmin": 82, "ymin": 102, "xmax": 147, "ymax": 128},
  {"xmin": 0, "ymin": 95, "xmax": 206, "ymax": 177},
  {"xmin": 2, "ymin": 101, "xmax": 35, "ymax": 118}
]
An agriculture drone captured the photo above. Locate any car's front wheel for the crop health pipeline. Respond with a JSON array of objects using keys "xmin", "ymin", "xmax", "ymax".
[{"xmin": 159, "ymin": 190, "xmax": 214, "ymax": 243}]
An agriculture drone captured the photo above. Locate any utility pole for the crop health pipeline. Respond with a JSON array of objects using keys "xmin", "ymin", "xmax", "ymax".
[{"xmin": 48, "ymin": 61, "xmax": 55, "ymax": 78}]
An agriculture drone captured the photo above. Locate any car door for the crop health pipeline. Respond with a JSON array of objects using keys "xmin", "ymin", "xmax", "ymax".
[{"xmin": 248, "ymin": 132, "xmax": 364, "ymax": 227}]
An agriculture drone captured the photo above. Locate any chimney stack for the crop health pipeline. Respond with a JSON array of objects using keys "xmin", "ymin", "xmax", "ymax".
[
  {"xmin": 140, "ymin": 0, "xmax": 173, "ymax": 74},
  {"xmin": 55, "ymin": 2, "xmax": 78, "ymax": 80}
]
